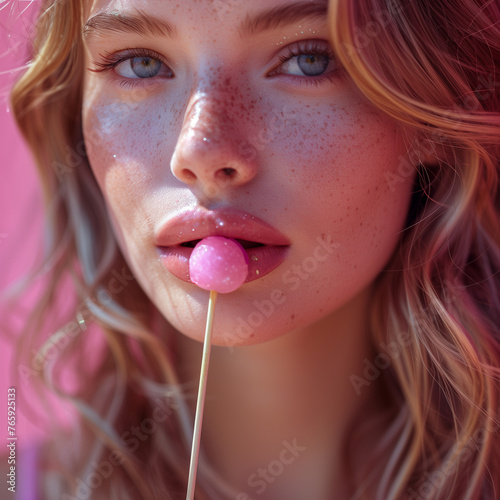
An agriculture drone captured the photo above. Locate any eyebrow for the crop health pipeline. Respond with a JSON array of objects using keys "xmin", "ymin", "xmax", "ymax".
[
  {"xmin": 83, "ymin": 1, "xmax": 328, "ymax": 42},
  {"xmin": 239, "ymin": 1, "xmax": 328, "ymax": 37},
  {"xmin": 83, "ymin": 9, "xmax": 176, "ymax": 40}
]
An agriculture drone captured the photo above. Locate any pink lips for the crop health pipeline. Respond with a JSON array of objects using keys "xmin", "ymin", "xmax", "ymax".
[{"xmin": 155, "ymin": 208, "xmax": 290, "ymax": 286}]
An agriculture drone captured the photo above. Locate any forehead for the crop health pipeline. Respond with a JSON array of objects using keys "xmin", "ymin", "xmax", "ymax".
[
  {"xmin": 83, "ymin": 0, "xmax": 330, "ymax": 54},
  {"xmin": 85, "ymin": 0, "xmax": 328, "ymax": 29}
]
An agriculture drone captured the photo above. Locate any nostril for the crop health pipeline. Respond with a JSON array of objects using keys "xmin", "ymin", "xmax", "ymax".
[
  {"xmin": 181, "ymin": 169, "xmax": 197, "ymax": 182},
  {"xmin": 221, "ymin": 167, "xmax": 236, "ymax": 177}
]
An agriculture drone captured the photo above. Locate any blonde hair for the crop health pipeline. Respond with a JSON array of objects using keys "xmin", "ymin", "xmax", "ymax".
[
  {"xmin": 6, "ymin": 0, "xmax": 500, "ymax": 498},
  {"xmin": 329, "ymin": 0, "xmax": 500, "ymax": 498}
]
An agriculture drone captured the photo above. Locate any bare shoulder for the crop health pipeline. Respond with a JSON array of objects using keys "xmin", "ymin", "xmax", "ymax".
[{"xmin": 0, "ymin": 453, "xmax": 16, "ymax": 499}]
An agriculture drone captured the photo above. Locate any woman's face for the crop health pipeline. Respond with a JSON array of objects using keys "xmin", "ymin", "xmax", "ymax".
[{"xmin": 82, "ymin": 0, "xmax": 417, "ymax": 346}]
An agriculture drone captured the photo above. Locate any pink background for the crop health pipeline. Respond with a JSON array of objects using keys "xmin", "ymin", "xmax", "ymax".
[{"xmin": 0, "ymin": 1, "xmax": 47, "ymax": 443}]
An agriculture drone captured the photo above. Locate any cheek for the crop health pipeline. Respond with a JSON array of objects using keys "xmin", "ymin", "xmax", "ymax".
[
  {"xmin": 275, "ymin": 98, "xmax": 408, "ymax": 189},
  {"xmin": 81, "ymin": 92, "xmax": 162, "ymax": 276},
  {"xmin": 81, "ymin": 72, "xmax": 192, "ymax": 190},
  {"xmin": 282, "ymin": 96, "xmax": 413, "ymax": 208},
  {"xmin": 81, "ymin": 84, "xmax": 185, "ymax": 236},
  {"xmin": 264, "ymin": 98, "xmax": 415, "ymax": 293}
]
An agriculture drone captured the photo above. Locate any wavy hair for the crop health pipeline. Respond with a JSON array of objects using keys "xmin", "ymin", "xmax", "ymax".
[
  {"xmin": 329, "ymin": 0, "xmax": 500, "ymax": 498},
  {"xmin": 5, "ymin": 0, "xmax": 500, "ymax": 498}
]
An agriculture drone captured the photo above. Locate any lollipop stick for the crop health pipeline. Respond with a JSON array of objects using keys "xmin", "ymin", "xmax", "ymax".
[{"xmin": 186, "ymin": 289, "xmax": 218, "ymax": 500}]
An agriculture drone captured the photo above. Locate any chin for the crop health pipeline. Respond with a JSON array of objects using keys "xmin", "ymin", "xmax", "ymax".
[{"xmin": 156, "ymin": 293, "xmax": 283, "ymax": 347}]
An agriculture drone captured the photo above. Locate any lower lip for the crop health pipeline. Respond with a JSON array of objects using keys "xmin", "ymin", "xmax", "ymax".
[{"xmin": 157, "ymin": 245, "xmax": 290, "ymax": 285}]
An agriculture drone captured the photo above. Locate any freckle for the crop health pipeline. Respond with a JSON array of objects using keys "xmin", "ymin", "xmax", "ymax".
[{"xmin": 291, "ymin": 314, "xmax": 295, "ymax": 320}]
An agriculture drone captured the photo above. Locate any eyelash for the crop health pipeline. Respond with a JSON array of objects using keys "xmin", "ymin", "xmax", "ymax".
[
  {"xmin": 90, "ymin": 40, "xmax": 339, "ymax": 89},
  {"xmin": 91, "ymin": 48, "xmax": 167, "ymax": 71},
  {"xmin": 90, "ymin": 48, "xmax": 171, "ymax": 88},
  {"xmin": 272, "ymin": 39, "xmax": 338, "ymax": 86}
]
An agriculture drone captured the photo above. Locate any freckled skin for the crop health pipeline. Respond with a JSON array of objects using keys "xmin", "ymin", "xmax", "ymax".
[{"xmin": 82, "ymin": 0, "xmax": 418, "ymax": 346}]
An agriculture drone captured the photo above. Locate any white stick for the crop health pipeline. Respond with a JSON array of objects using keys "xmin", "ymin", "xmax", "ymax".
[{"xmin": 186, "ymin": 289, "xmax": 218, "ymax": 500}]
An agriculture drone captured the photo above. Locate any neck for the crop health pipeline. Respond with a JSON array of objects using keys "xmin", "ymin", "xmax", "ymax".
[{"xmin": 176, "ymin": 286, "xmax": 382, "ymax": 500}]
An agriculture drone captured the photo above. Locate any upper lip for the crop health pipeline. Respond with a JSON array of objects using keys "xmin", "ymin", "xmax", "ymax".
[{"xmin": 155, "ymin": 207, "xmax": 291, "ymax": 248}]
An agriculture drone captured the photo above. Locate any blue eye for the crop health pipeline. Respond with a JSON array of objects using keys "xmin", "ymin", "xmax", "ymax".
[
  {"xmin": 127, "ymin": 57, "xmax": 161, "ymax": 78},
  {"xmin": 294, "ymin": 54, "xmax": 330, "ymax": 76},
  {"xmin": 272, "ymin": 41, "xmax": 337, "ymax": 78},
  {"xmin": 115, "ymin": 56, "xmax": 172, "ymax": 79},
  {"xmin": 91, "ymin": 49, "xmax": 174, "ymax": 81}
]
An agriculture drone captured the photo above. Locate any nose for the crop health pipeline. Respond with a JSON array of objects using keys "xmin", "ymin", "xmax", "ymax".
[{"xmin": 171, "ymin": 92, "xmax": 258, "ymax": 199}]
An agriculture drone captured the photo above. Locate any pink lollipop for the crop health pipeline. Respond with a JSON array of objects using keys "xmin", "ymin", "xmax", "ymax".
[
  {"xmin": 189, "ymin": 236, "xmax": 249, "ymax": 293},
  {"xmin": 185, "ymin": 236, "xmax": 248, "ymax": 500}
]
